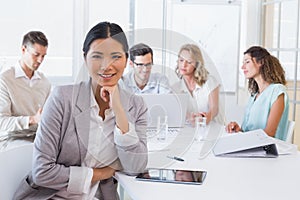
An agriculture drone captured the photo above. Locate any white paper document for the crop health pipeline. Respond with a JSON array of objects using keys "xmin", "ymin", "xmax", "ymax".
[{"xmin": 270, "ymin": 137, "xmax": 298, "ymax": 155}]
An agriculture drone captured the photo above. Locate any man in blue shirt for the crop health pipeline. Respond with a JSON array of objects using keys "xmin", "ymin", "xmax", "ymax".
[{"xmin": 121, "ymin": 43, "xmax": 171, "ymax": 94}]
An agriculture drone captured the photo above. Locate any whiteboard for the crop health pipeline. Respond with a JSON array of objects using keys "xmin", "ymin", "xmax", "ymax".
[{"xmin": 169, "ymin": 4, "xmax": 241, "ymax": 92}]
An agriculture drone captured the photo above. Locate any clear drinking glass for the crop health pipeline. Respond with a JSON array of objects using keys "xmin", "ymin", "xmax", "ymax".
[
  {"xmin": 194, "ymin": 116, "xmax": 207, "ymax": 141},
  {"xmin": 156, "ymin": 116, "xmax": 168, "ymax": 141}
]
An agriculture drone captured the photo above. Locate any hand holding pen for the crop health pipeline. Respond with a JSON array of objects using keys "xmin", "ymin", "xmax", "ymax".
[
  {"xmin": 225, "ymin": 121, "xmax": 241, "ymax": 133},
  {"xmin": 29, "ymin": 104, "xmax": 43, "ymax": 126}
]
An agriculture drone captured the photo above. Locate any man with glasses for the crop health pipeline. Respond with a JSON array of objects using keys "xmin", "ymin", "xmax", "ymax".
[
  {"xmin": 121, "ymin": 43, "xmax": 171, "ymax": 94},
  {"xmin": 0, "ymin": 31, "xmax": 51, "ymax": 134}
]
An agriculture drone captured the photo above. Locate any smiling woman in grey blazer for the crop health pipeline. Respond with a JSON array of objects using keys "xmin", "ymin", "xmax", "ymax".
[{"xmin": 14, "ymin": 22, "xmax": 148, "ymax": 200}]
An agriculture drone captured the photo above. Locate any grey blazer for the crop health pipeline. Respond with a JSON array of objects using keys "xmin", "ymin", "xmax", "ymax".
[{"xmin": 13, "ymin": 80, "xmax": 148, "ymax": 200}]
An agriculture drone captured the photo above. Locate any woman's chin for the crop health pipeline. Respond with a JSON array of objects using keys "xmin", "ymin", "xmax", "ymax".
[{"xmin": 98, "ymin": 81, "xmax": 118, "ymax": 87}]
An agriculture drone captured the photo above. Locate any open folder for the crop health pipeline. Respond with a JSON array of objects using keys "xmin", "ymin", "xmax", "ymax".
[{"xmin": 213, "ymin": 129, "xmax": 278, "ymax": 158}]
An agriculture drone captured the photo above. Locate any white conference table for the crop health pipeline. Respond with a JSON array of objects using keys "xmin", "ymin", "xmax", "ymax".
[
  {"xmin": 115, "ymin": 122, "xmax": 300, "ymax": 200},
  {"xmin": 0, "ymin": 127, "xmax": 36, "ymax": 151}
]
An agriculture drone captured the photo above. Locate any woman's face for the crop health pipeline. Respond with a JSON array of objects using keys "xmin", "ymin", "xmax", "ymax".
[
  {"xmin": 177, "ymin": 50, "xmax": 196, "ymax": 76},
  {"xmin": 175, "ymin": 170, "xmax": 193, "ymax": 182},
  {"xmin": 85, "ymin": 38, "xmax": 127, "ymax": 88},
  {"xmin": 241, "ymin": 53, "xmax": 261, "ymax": 79}
]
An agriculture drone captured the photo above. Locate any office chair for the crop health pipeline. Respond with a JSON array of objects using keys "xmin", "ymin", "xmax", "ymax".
[
  {"xmin": 0, "ymin": 143, "xmax": 33, "ymax": 200},
  {"xmin": 286, "ymin": 120, "xmax": 295, "ymax": 143}
]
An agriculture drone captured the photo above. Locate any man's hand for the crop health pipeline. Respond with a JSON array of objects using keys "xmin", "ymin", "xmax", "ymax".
[{"xmin": 29, "ymin": 107, "xmax": 42, "ymax": 126}]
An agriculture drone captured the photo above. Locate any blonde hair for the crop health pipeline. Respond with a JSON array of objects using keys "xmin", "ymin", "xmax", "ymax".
[{"xmin": 176, "ymin": 44, "xmax": 209, "ymax": 87}]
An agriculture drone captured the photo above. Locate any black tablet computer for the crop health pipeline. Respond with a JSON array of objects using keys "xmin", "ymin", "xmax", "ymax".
[{"xmin": 136, "ymin": 168, "xmax": 207, "ymax": 185}]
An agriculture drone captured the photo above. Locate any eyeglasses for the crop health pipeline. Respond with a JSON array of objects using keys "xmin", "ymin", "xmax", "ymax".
[{"xmin": 133, "ymin": 62, "xmax": 152, "ymax": 68}]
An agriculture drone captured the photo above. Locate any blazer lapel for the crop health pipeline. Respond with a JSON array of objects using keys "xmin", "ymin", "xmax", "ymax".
[{"xmin": 74, "ymin": 80, "xmax": 92, "ymax": 162}]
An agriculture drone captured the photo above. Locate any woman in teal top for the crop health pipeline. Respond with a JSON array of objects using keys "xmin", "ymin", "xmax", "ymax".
[{"xmin": 226, "ymin": 46, "xmax": 289, "ymax": 141}]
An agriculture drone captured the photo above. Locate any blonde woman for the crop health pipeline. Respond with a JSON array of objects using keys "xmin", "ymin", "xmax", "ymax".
[{"xmin": 172, "ymin": 44, "xmax": 220, "ymax": 124}]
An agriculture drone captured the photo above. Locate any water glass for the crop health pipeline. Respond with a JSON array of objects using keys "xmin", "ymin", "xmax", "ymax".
[
  {"xmin": 194, "ymin": 116, "xmax": 207, "ymax": 141},
  {"xmin": 156, "ymin": 116, "xmax": 168, "ymax": 141}
]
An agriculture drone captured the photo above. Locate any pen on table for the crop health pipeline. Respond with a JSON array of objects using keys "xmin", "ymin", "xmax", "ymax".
[{"xmin": 167, "ymin": 155, "xmax": 185, "ymax": 162}]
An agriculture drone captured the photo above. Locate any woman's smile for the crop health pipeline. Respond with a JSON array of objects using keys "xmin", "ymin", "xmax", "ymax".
[{"xmin": 98, "ymin": 73, "xmax": 117, "ymax": 79}]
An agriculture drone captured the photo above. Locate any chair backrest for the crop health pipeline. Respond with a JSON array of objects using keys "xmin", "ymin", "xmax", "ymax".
[
  {"xmin": 286, "ymin": 120, "xmax": 295, "ymax": 143},
  {"xmin": 0, "ymin": 143, "xmax": 33, "ymax": 200}
]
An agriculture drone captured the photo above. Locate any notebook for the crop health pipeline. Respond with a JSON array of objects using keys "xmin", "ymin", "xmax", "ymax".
[
  {"xmin": 213, "ymin": 129, "xmax": 278, "ymax": 158},
  {"xmin": 140, "ymin": 93, "xmax": 188, "ymax": 128}
]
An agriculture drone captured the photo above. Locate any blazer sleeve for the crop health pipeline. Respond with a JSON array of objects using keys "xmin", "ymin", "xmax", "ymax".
[
  {"xmin": 30, "ymin": 86, "xmax": 70, "ymax": 190},
  {"xmin": 30, "ymin": 85, "xmax": 91, "ymax": 194},
  {"xmin": 115, "ymin": 94, "xmax": 148, "ymax": 175}
]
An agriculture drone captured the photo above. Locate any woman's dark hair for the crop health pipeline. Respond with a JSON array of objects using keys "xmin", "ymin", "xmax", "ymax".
[
  {"xmin": 83, "ymin": 22, "xmax": 129, "ymax": 58},
  {"xmin": 244, "ymin": 46, "xmax": 286, "ymax": 96}
]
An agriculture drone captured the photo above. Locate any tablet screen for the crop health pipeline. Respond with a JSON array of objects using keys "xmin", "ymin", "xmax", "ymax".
[{"xmin": 136, "ymin": 168, "xmax": 207, "ymax": 185}]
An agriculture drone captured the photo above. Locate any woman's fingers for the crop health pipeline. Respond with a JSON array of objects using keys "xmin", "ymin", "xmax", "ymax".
[
  {"xmin": 226, "ymin": 122, "xmax": 237, "ymax": 133},
  {"xmin": 100, "ymin": 87, "xmax": 112, "ymax": 102}
]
